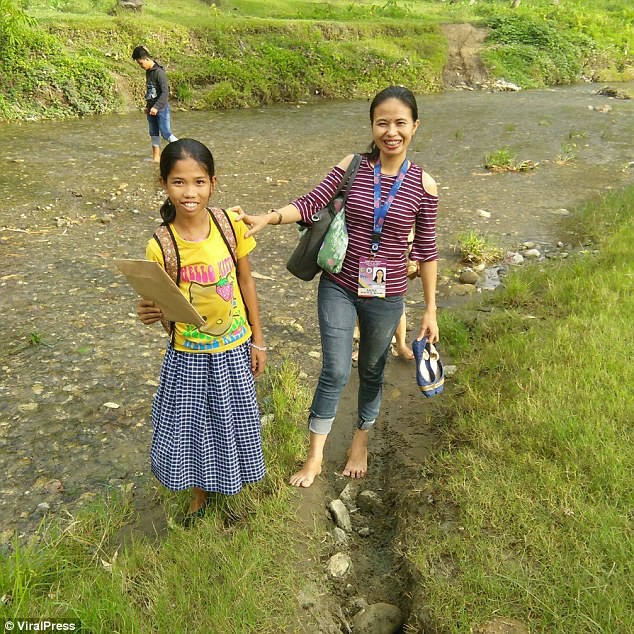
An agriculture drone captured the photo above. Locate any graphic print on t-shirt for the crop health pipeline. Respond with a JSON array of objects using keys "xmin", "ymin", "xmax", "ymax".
[{"xmin": 180, "ymin": 255, "xmax": 248, "ymax": 351}]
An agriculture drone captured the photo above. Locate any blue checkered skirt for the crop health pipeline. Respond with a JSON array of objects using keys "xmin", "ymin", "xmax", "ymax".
[{"xmin": 150, "ymin": 342, "xmax": 265, "ymax": 495}]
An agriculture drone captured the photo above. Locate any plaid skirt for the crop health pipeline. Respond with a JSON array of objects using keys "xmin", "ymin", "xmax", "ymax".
[{"xmin": 150, "ymin": 342, "xmax": 265, "ymax": 495}]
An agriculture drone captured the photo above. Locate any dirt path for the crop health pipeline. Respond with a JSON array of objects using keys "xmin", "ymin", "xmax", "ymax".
[{"xmin": 441, "ymin": 23, "xmax": 490, "ymax": 89}]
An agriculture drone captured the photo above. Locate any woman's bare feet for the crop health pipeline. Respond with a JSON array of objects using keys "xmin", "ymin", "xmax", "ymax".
[
  {"xmin": 342, "ymin": 429, "xmax": 369, "ymax": 479},
  {"xmin": 290, "ymin": 431, "xmax": 328, "ymax": 488},
  {"xmin": 290, "ymin": 457, "xmax": 322, "ymax": 488}
]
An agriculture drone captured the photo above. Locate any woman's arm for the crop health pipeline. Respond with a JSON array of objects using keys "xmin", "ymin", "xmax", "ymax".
[
  {"xmin": 232, "ymin": 154, "xmax": 357, "ymax": 238},
  {"xmin": 416, "ymin": 259, "xmax": 439, "ymax": 344},
  {"xmin": 237, "ymin": 254, "xmax": 266, "ymax": 377}
]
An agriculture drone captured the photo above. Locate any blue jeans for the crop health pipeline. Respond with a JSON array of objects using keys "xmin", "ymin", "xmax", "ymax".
[
  {"xmin": 147, "ymin": 106, "xmax": 177, "ymax": 146},
  {"xmin": 309, "ymin": 276, "xmax": 403, "ymax": 435}
]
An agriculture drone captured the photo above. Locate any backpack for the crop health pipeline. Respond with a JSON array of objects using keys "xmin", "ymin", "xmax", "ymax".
[{"xmin": 152, "ymin": 207, "xmax": 238, "ymax": 337}]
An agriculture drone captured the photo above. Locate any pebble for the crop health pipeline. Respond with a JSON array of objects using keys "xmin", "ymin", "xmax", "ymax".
[
  {"xmin": 459, "ymin": 269, "xmax": 479, "ymax": 285},
  {"xmin": 328, "ymin": 499, "xmax": 352, "ymax": 532},
  {"xmin": 327, "ymin": 552, "xmax": 352, "ymax": 578},
  {"xmin": 523, "ymin": 249, "xmax": 541, "ymax": 259},
  {"xmin": 352, "ymin": 603, "xmax": 404, "ymax": 634},
  {"xmin": 357, "ymin": 490, "xmax": 384, "ymax": 516}
]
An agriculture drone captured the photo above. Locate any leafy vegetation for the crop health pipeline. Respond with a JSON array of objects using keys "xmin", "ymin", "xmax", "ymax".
[
  {"xmin": 455, "ymin": 229, "xmax": 504, "ymax": 265},
  {"xmin": 484, "ymin": 147, "xmax": 536, "ymax": 172},
  {"xmin": 0, "ymin": 0, "xmax": 632, "ymax": 121}
]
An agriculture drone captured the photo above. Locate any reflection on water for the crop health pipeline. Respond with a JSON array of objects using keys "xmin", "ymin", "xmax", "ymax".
[{"xmin": 0, "ymin": 83, "xmax": 632, "ymax": 538}]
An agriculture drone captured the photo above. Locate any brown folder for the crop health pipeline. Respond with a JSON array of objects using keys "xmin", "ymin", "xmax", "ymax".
[{"xmin": 114, "ymin": 259, "xmax": 205, "ymax": 326}]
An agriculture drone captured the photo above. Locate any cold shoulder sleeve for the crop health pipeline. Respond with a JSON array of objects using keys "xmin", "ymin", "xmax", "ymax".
[{"xmin": 408, "ymin": 188, "xmax": 438, "ymax": 263}]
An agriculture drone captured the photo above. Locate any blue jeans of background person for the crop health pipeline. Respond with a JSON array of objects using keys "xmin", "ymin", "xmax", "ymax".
[
  {"xmin": 147, "ymin": 106, "xmax": 177, "ymax": 146},
  {"xmin": 309, "ymin": 275, "xmax": 403, "ymax": 435}
]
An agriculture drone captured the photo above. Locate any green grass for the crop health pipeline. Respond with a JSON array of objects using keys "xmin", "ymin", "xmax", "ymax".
[
  {"xmin": 0, "ymin": 360, "xmax": 311, "ymax": 633},
  {"xmin": 484, "ymin": 147, "xmax": 536, "ymax": 172},
  {"xmin": 455, "ymin": 229, "xmax": 504, "ymax": 265},
  {"xmin": 408, "ymin": 185, "xmax": 634, "ymax": 632}
]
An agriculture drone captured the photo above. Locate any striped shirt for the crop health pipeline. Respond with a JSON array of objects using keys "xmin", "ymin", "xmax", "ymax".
[{"xmin": 293, "ymin": 156, "xmax": 438, "ymax": 296}]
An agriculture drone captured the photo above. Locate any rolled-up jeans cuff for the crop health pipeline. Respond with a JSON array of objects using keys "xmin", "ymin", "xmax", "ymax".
[
  {"xmin": 308, "ymin": 414, "xmax": 335, "ymax": 435},
  {"xmin": 357, "ymin": 417, "xmax": 376, "ymax": 431},
  {"xmin": 150, "ymin": 135, "xmax": 161, "ymax": 147}
]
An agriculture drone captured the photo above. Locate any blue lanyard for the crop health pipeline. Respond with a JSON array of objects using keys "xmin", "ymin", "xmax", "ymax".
[{"xmin": 372, "ymin": 159, "xmax": 410, "ymax": 254}]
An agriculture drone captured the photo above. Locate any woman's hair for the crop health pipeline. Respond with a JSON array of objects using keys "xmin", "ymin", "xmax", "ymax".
[
  {"xmin": 365, "ymin": 85, "xmax": 419, "ymax": 162},
  {"xmin": 373, "ymin": 269, "xmax": 385, "ymax": 283},
  {"xmin": 159, "ymin": 139, "xmax": 216, "ymax": 223},
  {"xmin": 131, "ymin": 45, "xmax": 151, "ymax": 61}
]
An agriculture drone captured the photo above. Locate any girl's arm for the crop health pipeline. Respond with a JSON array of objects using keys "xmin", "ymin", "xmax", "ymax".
[{"xmin": 236, "ymin": 254, "xmax": 266, "ymax": 378}]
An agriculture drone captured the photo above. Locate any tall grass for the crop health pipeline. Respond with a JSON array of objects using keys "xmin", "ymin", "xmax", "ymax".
[{"xmin": 407, "ymin": 186, "xmax": 634, "ymax": 632}]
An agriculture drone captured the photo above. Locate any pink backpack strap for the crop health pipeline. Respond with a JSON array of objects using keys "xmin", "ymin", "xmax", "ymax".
[
  {"xmin": 152, "ymin": 224, "xmax": 179, "ymax": 336},
  {"xmin": 208, "ymin": 207, "xmax": 237, "ymax": 266}
]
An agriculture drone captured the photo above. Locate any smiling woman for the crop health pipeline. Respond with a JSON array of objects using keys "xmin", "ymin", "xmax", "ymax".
[{"xmin": 234, "ymin": 85, "xmax": 440, "ymax": 490}]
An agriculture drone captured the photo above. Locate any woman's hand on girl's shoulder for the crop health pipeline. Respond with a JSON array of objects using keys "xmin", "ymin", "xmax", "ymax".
[
  {"xmin": 336, "ymin": 154, "xmax": 358, "ymax": 171},
  {"xmin": 137, "ymin": 299, "xmax": 162, "ymax": 325},
  {"xmin": 422, "ymin": 171, "xmax": 438, "ymax": 197},
  {"xmin": 229, "ymin": 206, "xmax": 269, "ymax": 238}
]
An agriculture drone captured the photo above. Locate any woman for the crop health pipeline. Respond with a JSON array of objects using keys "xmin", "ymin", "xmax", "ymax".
[{"xmin": 235, "ymin": 86, "xmax": 439, "ymax": 488}]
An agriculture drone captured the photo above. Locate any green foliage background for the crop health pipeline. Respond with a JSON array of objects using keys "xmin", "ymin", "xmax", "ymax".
[{"xmin": 0, "ymin": 0, "xmax": 632, "ymax": 121}]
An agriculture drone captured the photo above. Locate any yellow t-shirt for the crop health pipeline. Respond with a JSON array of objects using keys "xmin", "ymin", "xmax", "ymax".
[{"xmin": 146, "ymin": 210, "xmax": 256, "ymax": 353}]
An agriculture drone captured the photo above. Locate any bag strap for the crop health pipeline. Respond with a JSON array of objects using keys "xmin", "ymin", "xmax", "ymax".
[
  {"xmin": 333, "ymin": 153, "xmax": 362, "ymax": 203},
  {"xmin": 152, "ymin": 207, "xmax": 240, "ymax": 339},
  {"xmin": 208, "ymin": 207, "xmax": 237, "ymax": 267},
  {"xmin": 153, "ymin": 223, "xmax": 180, "ymax": 338}
]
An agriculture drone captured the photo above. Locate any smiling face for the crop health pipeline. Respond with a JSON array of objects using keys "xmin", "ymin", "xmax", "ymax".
[
  {"xmin": 371, "ymin": 97, "xmax": 419, "ymax": 163},
  {"xmin": 161, "ymin": 157, "xmax": 216, "ymax": 221}
]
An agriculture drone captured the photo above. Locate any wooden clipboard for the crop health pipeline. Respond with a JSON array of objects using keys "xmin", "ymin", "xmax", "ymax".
[{"xmin": 114, "ymin": 259, "xmax": 205, "ymax": 326}]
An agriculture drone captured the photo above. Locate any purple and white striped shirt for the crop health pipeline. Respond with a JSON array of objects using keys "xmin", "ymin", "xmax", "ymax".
[{"xmin": 293, "ymin": 156, "xmax": 438, "ymax": 296}]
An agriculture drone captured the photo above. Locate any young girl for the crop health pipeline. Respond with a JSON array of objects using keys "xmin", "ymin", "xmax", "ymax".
[
  {"xmin": 137, "ymin": 138, "xmax": 267, "ymax": 520},
  {"xmin": 235, "ymin": 85, "xmax": 439, "ymax": 488}
]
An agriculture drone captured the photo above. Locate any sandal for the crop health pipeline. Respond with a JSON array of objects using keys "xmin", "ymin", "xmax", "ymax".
[{"xmin": 412, "ymin": 337, "xmax": 445, "ymax": 397}]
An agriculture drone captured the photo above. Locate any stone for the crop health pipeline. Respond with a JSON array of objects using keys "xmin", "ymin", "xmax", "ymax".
[
  {"xmin": 339, "ymin": 483, "xmax": 358, "ymax": 509},
  {"xmin": 352, "ymin": 602, "xmax": 404, "ymax": 634},
  {"xmin": 477, "ymin": 209, "xmax": 492, "ymax": 218},
  {"xmin": 332, "ymin": 527, "xmax": 348, "ymax": 545},
  {"xmin": 328, "ymin": 499, "xmax": 352, "ymax": 531},
  {"xmin": 505, "ymin": 252, "xmax": 524, "ymax": 265},
  {"xmin": 357, "ymin": 490, "xmax": 384, "ymax": 516},
  {"xmin": 452, "ymin": 283, "xmax": 477, "ymax": 296},
  {"xmin": 444, "ymin": 364, "xmax": 458, "ymax": 377},
  {"xmin": 522, "ymin": 241, "xmax": 536, "ymax": 249},
  {"xmin": 459, "ymin": 269, "xmax": 479, "ymax": 285},
  {"xmin": 523, "ymin": 248, "xmax": 541, "ymax": 259},
  {"xmin": 326, "ymin": 552, "xmax": 352, "ymax": 578},
  {"xmin": 358, "ymin": 527, "xmax": 371, "ymax": 537}
]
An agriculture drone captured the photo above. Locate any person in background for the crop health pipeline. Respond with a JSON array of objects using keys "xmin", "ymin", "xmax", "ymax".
[{"xmin": 132, "ymin": 45, "xmax": 178, "ymax": 162}]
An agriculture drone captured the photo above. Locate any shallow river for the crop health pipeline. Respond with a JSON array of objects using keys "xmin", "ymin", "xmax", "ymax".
[{"xmin": 0, "ymin": 83, "xmax": 632, "ymax": 540}]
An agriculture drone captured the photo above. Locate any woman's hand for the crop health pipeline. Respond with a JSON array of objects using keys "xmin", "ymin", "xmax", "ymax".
[
  {"xmin": 137, "ymin": 299, "xmax": 163, "ymax": 325},
  {"xmin": 250, "ymin": 346, "xmax": 267, "ymax": 378},
  {"xmin": 228, "ymin": 206, "xmax": 271, "ymax": 238},
  {"xmin": 416, "ymin": 308, "xmax": 439, "ymax": 344}
]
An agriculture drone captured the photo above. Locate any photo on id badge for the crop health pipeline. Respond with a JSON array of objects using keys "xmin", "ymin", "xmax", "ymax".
[{"xmin": 358, "ymin": 258, "xmax": 387, "ymax": 297}]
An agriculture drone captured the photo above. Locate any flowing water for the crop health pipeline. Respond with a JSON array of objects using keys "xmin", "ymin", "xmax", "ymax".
[{"xmin": 1, "ymin": 83, "xmax": 633, "ymax": 541}]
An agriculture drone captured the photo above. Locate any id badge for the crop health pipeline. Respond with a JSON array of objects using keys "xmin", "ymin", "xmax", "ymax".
[{"xmin": 358, "ymin": 257, "xmax": 387, "ymax": 298}]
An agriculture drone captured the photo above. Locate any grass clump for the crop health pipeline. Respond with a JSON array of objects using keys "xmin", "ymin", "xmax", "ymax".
[
  {"xmin": 0, "ymin": 360, "xmax": 311, "ymax": 633},
  {"xmin": 406, "ymin": 185, "xmax": 634, "ymax": 632},
  {"xmin": 455, "ymin": 230, "xmax": 504, "ymax": 265},
  {"xmin": 484, "ymin": 147, "xmax": 536, "ymax": 172}
]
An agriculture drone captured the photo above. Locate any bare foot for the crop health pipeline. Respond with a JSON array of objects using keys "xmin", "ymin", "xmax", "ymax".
[
  {"xmin": 188, "ymin": 488, "xmax": 208, "ymax": 514},
  {"xmin": 290, "ymin": 457, "xmax": 322, "ymax": 488},
  {"xmin": 395, "ymin": 342, "xmax": 414, "ymax": 360},
  {"xmin": 342, "ymin": 431, "xmax": 368, "ymax": 479}
]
